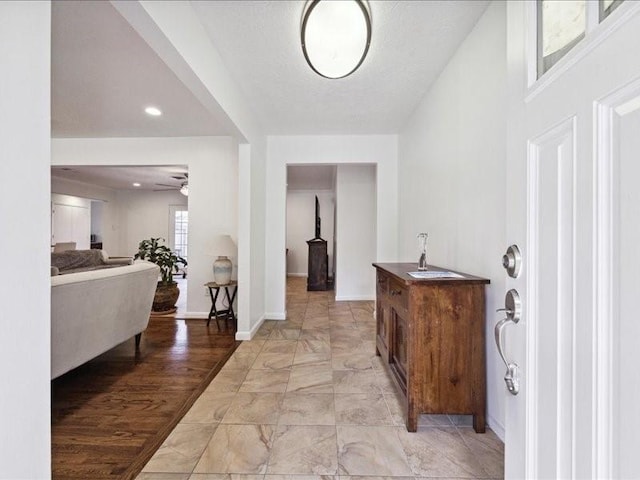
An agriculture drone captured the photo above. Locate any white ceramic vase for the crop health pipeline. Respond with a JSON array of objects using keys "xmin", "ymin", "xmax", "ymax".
[{"xmin": 213, "ymin": 255, "xmax": 232, "ymax": 285}]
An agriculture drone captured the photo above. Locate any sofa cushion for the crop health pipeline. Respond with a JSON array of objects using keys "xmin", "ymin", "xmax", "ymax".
[{"xmin": 51, "ymin": 249, "xmax": 104, "ymax": 272}]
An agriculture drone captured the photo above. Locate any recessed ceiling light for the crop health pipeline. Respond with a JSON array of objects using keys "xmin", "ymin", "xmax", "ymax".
[
  {"xmin": 133, "ymin": 182, "xmax": 141, "ymax": 187},
  {"xmin": 144, "ymin": 106, "xmax": 162, "ymax": 116}
]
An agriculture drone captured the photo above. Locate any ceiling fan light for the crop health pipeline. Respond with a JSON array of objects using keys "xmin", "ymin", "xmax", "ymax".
[
  {"xmin": 301, "ymin": 0, "xmax": 371, "ymax": 79},
  {"xmin": 180, "ymin": 184, "xmax": 189, "ymax": 196}
]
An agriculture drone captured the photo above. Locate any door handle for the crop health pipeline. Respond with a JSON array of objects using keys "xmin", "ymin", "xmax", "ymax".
[{"xmin": 495, "ymin": 289, "xmax": 521, "ymax": 395}]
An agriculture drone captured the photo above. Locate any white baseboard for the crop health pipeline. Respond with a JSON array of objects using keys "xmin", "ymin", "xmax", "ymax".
[
  {"xmin": 235, "ymin": 315, "xmax": 265, "ymax": 340},
  {"xmin": 181, "ymin": 311, "xmax": 209, "ymax": 319},
  {"xmin": 264, "ymin": 311, "xmax": 287, "ymax": 320},
  {"xmin": 487, "ymin": 413, "xmax": 505, "ymax": 442},
  {"xmin": 286, "ymin": 273, "xmax": 307, "ymax": 277},
  {"xmin": 334, "ymin": 295, "xmax": 375, "ymax": 302}
]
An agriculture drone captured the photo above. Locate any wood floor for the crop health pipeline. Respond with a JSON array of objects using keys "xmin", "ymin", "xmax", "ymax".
[{"xmin": 51, "ymin": 317, "xmax": 239, "ymax": 480}]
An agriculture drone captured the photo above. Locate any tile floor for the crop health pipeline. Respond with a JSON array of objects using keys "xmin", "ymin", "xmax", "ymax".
[{"xmin": 137, "ymin": 277, "xmax": 504, "ymax": 480}]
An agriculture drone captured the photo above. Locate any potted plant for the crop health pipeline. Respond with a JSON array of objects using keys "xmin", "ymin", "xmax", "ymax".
[{"xmin": 134, "ymin": 237, "xmax": 187, "ymax": 313}]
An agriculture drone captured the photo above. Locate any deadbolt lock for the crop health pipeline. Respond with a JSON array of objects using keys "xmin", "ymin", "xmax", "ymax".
[{"xmin": 502, "ymin": 244, "xmax": 522, "ymax": 278}]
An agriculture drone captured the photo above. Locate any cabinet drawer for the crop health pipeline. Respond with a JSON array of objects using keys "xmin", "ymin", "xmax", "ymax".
[{"xmin": 388, "ymin": 279, "xmax": 408, "ymax": 311}]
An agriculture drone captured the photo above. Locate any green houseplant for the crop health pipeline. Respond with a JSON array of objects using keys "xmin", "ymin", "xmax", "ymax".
[{"xmin": 134, "ymin": 237, "xmax": 187, "ymax": 313}]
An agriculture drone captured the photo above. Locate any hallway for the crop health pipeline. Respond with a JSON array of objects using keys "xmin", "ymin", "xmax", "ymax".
[{"xmin": 138, "ymin": 277, "xmax": 504, "ymax": 479}]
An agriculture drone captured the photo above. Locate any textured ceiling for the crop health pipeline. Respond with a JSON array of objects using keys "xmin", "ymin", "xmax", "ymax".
[
  {"xmin": 192, "ymin": 0, "xmax": 490, "ymax": 134},
  {"xmin": 51, "ymin": 0, "xmax": 489, "ymax": 139}
]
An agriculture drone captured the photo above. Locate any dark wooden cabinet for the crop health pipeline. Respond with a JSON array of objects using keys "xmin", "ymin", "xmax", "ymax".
[
  {"xmin": 373, "ymin": 262, "xmax": 490, "ymax": 433},
  {"xmin": 307, "ymin": 238, "xmax": 328, "ymax": 291}
]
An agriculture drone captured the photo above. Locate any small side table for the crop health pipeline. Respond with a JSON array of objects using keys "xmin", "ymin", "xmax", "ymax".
[{"xmin": 204, "ymin": 281, "xmax": 237, "ymax": 331}]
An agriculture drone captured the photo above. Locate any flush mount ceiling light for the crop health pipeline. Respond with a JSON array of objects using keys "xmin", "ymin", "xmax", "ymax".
[
  {"xmin": 144, "ymin": 106, "xmax": 162, "ymax": 116},
  {"xmin": 132, "ymin": 182, "xmax": 141, "ymax": 187},
  {"xmin": 179, "ymin": 183, "xmax": 189, "ymax": 197},
  {"xmin": 301, "ymin": 0, "xmax": 371, "ymax": 79}
]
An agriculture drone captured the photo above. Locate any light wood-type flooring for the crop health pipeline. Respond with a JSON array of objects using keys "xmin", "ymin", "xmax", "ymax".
[
  {"xmin": 137, "ymin": 277, "xmax": 504, "ymax": 479},
  {"xmin": 51, "ymin": 316, "xmax": 239, "ymax": 480}
]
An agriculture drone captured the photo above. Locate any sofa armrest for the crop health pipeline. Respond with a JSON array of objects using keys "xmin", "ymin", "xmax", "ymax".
[{"xmin": 103, "ymin": 257, "xmax": 133, "ymax": 266}]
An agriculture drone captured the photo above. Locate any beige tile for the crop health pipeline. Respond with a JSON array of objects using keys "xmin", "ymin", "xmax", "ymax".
[
  {"xmin": 382, "ymin": 393, "xmax": 406, "ymax": 427},
  {"xmin": 333, "ymin": 370, "xmax": 381, "ymax": 394},
  {"xmin": 252, "ymin": 351, "xmax": 295, "ymax": 370},
  {"xmin": 190, "ymin": 475, "xmax": 264, "ymax": 480},
  {"xmin": 278, "ymin": 393, "xmax": 335, "ymax": 425},
  {"xmin": 269, "ymin": 329, "xmax": 301, "ymax": 340},
  {"xmin": 334, "ymin": 394, "xmax": 393, "ymax": 426},
  {"xmin": 240, "ymin": 370, "xmax": 290, "ymax": 393},
  {"xmin": 339, "ymin": 477, "xmax": 411, "ymax": 480},
  {"xmin": 296, "ymin": 339, "xmax": 331, "ymax": 354},
  {"xmin": 267, "ymin": 425, "xmax": 338, "ymax": 475},
  {"xmin": 331, "ymin": 352, "xmax": 374, "ymax": 371},
  {"xmin": 235, "ymin": 341, "xmax": 266, "ymax": 355},
  {"xmin": 336, "ymin": 426, "xmax": 412, "ymax": 476},
  {"xmin": 136, "ymin": 474, "xmax": 190, "ymax": 480},
  {"xmin": 193, "ymin": 424, "xmax": 274, "ymax": 474},
  {"xmin": 301, "ymin": 317, "xmax": 330, "ymax": 329},
  {"xmin": 457, "ymin": 427, "xmax": 504, "ymax": 478},
  {"xmin": 261, "ymin": 340, "xmax": 298, "ymax": 355},
  {"xmin": 396, "ymin": 426, "xmax": 487, "ymax": 478},
  {"xmin": 224, "ymin": 352, "xmax": 259, "ymax": 370},
  {"xmin": 182, "ymin": 392, "xmax": 237, "ymax": 424},
  {"xmin": 373, "ymin": 367, "xmax": 398, "ymax": 394},
  {"xmin": 265, "ymin": 476, "xmax": 335, "ymax": 480},
  {"xmin": 287, "ymin": 363, "xmax": 333, "ymax": 393},
  {"xmin": 207, "ymin": 369, "xmax": 248, "ymax": 394},
  {"xmin": 261, "ymin": 321, "xmax": 279, "ymax": 331},
  {"xmin": 252, "ymin": 328, "xmax": 272, "ymax": 340},
  {"xmin": 143, "ymin": 423, "xmax": 217, "ymax": 473},
  {"xmin": 221, "ymin": 393, "xmax": 283, "ymax": 424},
  {"xmin": 299, "ymin": 329, "xmax": 331, "ymax": 341}
]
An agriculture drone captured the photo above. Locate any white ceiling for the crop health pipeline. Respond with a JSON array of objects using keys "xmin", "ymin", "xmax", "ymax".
[
  {"xmin": 51, "ymin": 166, "xmax": 188, "ymax": 191},
  {"xmin": 192, "ymin": 0, "xmax": 490, "ymax": 134},
  {"xmin": 287, "ymin": 165, "xmax": 336, "ymax": 191},
  {"xmin": 51, "ymin": 0, "xmax": 489, "ymax": 139},
  {"xmin": 51, "ymin": 1, "xmax": 235, "ymax": 138},
  {"xmin": 51, "ymin": 2, "xmax": 488, "ymax": 192}
]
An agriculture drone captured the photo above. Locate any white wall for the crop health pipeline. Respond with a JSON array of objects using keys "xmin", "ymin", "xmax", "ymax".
[
  {"xmin": 398, "ymin": 2, "xmax": 507, "ymax": 438},
  {"xmin": 286, "ymin": 190, "xmax": 335, "ymax": 276},
  {"xmin": 51, "ymin": 193, "xmax": 91, "ymax": 249},
  {"xmin": 91, "ymin": 200, "xmax": 104, "ymax": 243},
  {"xmin": 335, "ymin": 165, "xmax": 377, "ymax": 301},
  {"xmin": 265, "ymin": 135, "xmax": 398, "ymax": 318},
  {"xmin": 52, "ymin": 176, "xmax": 120, "ymax": 253},
  {"xmin": 116, "ymin": 189, "xmax": 187, "ymax": 257},
  {"xmin": 52, "ymin": 136, "xmax": 238, "ymax": 317},
  {"xmin": 0, "ymin": 2, "xmax": 51, "ymax": 477},
  {"xmin": 236, "ymin": 140, "xmax": 268, "ymax": 340}
]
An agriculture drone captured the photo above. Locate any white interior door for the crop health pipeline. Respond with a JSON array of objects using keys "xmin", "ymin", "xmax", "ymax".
[{"xmin": 505, "ymin": 2, "xmax": 640, "ymax": 478}]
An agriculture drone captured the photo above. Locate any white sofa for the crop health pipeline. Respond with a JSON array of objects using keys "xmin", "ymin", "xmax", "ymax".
[{"xmin": 51, "ymin": 261, "xmax": 160, "ymax": 379}]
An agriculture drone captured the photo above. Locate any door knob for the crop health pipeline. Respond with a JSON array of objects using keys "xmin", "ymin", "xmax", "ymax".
[{"xmin": 495, "ymin": 289, "xmax": 521, "ymax": 395}]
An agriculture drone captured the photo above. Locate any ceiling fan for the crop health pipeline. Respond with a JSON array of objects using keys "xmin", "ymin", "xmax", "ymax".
[{"xmin": 154, "ymin": 173, "xmax": 189, "ymax": 196}]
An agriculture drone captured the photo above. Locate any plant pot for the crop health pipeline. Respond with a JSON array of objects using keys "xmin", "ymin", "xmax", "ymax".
[{"xmin": 152, "ymin": 282, "xmax": 180, "ymax": 313}]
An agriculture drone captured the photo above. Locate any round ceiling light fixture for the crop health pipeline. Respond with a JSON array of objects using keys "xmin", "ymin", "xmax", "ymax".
[
  {"xmin": 144, "ymin": 106, "xmax": 162, "ymax": 116},
  {"xmin": 301, "ymin": 0, "xmax": 371, "ymax": 79},
  {"xmin": 179, "ymin": 184, "xmax": 189, "ymax": 197}
]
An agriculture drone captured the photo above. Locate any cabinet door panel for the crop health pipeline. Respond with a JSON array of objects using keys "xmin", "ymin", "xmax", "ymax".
[{"xmin": 391, "ymin": 309, "xmax": 408, "ymax": 390}]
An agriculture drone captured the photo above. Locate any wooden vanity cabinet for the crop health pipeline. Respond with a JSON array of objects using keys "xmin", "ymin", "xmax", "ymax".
[{"xmin": 373, "ymin": 263, "xmax": 490, "ymax": 433}]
